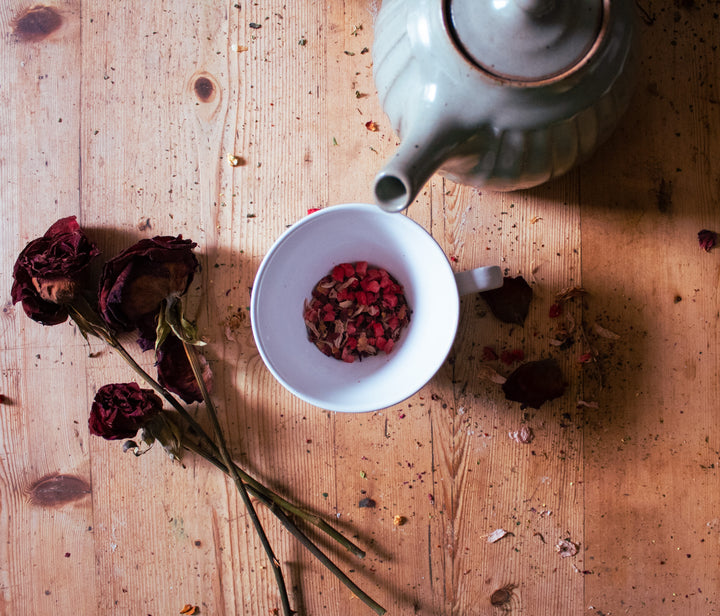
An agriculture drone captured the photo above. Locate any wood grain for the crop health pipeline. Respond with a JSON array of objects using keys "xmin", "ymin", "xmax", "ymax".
[{"xmin": 1, "ymin": 1, "xmax": 719, "ymax": 615}]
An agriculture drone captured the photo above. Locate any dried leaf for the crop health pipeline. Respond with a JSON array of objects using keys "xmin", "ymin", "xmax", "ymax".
[
  {"xmin": 478, "ymin": 364, "xmax": 507, "ymax": 385},
  {"xmin": 593, "ymin": 322, "xmax": 621, "ymax": 339},
  {"xmin": 576, "ymin": 399, "xmax": 599, "ymax": 409},
  {"xmin": 487, "ymin": 528, "xmax": 509, "ymax": 543},
  {"xmin": 554, "ymin": 286, "xmax": 588, "ymax": 302}
]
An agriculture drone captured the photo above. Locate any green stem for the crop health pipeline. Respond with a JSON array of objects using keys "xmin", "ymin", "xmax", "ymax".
[
  {"xmin": 69, "ymin": 301, "xmax": 365, "ymax": 558},
  {"xmin": 183, "ymin": 341, "xmax": 293, "ymax": 616},
  {"xmin": 183, "ymin": 439, "xmax": 386, "ymax": 616}
]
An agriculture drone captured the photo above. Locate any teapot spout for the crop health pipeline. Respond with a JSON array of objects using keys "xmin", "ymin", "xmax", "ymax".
[{"xmin": 373, "ymin": 126, "xmax": 449, "ymax": 213}]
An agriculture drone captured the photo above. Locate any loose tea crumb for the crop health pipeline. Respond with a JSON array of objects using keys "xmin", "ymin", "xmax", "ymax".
[{"xmin": 303, "ymin": 262, "xmax": 411, "ymax": 363}]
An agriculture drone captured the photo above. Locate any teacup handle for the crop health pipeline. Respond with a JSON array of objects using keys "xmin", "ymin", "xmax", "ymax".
[{"xmin": 454, "ymin": 265, "xmax": 503, "ymax": 296}]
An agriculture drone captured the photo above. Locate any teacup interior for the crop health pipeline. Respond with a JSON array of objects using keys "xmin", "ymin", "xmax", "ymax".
[{"xmin": 251, "ymin": 204, "xmax": 459, "ymax": 412}]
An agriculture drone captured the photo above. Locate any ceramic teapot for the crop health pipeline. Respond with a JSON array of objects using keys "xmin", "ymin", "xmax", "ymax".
[{"xmin": 372, "ymin": 0, "xmax": 637, "ymax": 212}]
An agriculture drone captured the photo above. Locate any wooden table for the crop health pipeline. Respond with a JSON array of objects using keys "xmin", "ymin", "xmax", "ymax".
[{"xmin": 1, "ymin": 2, "xmax": 718, "ymax": 615}]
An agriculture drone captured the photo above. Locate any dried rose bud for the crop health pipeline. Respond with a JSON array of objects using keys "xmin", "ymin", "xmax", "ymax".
[
  {"xmin": 98, "ymin": 236, "xmax": 199, "ymax": 348},
  {"xmin": 11, "ymin": 216, "xmax": 99, "ymax": 325},
  {"xmin": 88, "ymin": 383, "xmax": 163, "ymax": 440},
  {"xmin": 157, "ymin": 335, "xmax": 213, "ymax": 404}
]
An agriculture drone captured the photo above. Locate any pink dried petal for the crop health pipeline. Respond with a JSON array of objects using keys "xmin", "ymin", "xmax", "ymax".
[{"xmin": 361, "ymin": 278, "xmax": 380, "ymax": 293}]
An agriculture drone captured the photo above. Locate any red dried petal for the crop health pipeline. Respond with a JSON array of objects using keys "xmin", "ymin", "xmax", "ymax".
[
  {"xmin": 383, "ymin": 294, "xmax": 398, "ymax": 309},
  {"xmin": 361, "ymin": 278, "xmax": 380, "ymax": 293},
  {"xmin": 500, "ymin": 349, "xmax": 524, "ymax": 365},
  {"xmin": 332, "ymin": 265, "xmax": 346, "ymax": 282},
  {"xmin": 549, "ymin": 302, "xmax": 563, "ymax": 318}
]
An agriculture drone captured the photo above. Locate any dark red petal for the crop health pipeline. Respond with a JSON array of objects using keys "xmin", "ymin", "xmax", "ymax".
[{"xmin": 502, "ymin": 359, "xmax": 567, "ymax": 409}]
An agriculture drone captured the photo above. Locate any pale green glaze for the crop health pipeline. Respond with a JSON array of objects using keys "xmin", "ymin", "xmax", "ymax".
[{"xmin": 372, "ymin": 0, "xmax": 637, "ymax": 212}]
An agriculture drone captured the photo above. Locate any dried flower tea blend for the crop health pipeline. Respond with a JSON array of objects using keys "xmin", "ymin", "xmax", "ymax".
[{"xmin": 303, "ymin": 261, "xmax": 411, "ymax": 362}]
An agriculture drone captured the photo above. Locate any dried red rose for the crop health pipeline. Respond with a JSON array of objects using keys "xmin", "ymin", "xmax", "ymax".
[
  {"xmin": 88, "ymin": 382, "xmax": 163, "ymax": 440},
  {"xmin": 157, "ymin": 335, "xmax": 212, "ymax": 404},
  {"xmin": 303, "ymin": 262, "xmax": 411, "ymax": 362},
  {"xmin": 698, "ymin": 229, "xmax": 717, "ymax": 252},
  {"xmin": 11, "ymin": 216, "xmax": 99, "ymax": 325},
  {"xmin": 98, "ymin": 236, "xmax": 199, "ymax": 349},
  {"xmin": 480, "ymin": 276, "xmax": 533, "ymax": 325},
  {"xmin": 502, "ymin": 358, "xmax": 567, "ymax": 409}
]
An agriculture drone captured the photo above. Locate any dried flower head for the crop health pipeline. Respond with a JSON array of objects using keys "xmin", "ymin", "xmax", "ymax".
[
  {"xmin": 157, "ymin": 335, "xmax": 212, "ymax": 404},
  {"xmin": 88, "ymin": 383, "xmax": 163, "ymax": 440},
  {"xmin": 98, "ymin": 236, "xmax": 199, "ymax": 348},
  {"xmin": 11, "ymin": 216, "xmax": 99, "ymax": 325}
]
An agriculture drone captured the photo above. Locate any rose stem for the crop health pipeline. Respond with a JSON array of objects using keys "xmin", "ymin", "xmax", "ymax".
[
  {"xmin": 183, "ymin": 341, "xmax": 293, "ymax": 616},
  {"xmin": 184, "ymin": 439, "xmax": 387, "ymax": 616},
  {"xmin": 184, "ymin": 436, "xmax": 366, "ymax": 557},
  {"xmin": 69, "ymin": 303, "xmax": 366, "ymax": 558}
]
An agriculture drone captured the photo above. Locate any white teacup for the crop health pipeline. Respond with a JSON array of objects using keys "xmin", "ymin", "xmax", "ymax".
[{"xmin": 250, "ymin": 203, "xmax": 502, "ymax": 412}]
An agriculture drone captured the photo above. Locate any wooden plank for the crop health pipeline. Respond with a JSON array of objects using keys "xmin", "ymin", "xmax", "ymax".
[
  {"xmin": 2, "ymin": 1, "xmax": 719, "ymax": 615},
  {"xmin": 580, "ymin": 2, "xmax": 720, "ymax": 614},
  {"xmin": 0, "ymin": 2, "xmax": 98, "ymax": 615}
]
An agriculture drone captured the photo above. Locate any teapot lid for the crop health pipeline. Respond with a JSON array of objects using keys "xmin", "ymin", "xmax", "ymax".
[{"xmin": 448, "ymin": 0, "xmax": 604, "ymax": 82}]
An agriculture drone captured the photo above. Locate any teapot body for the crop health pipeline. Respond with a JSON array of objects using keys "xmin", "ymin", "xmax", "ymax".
[{"xmin": 372, "ymin": 0, "xmax": 637, "ymax": 211}]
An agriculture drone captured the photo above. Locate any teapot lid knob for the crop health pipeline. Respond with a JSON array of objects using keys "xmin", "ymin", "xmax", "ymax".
[{"xmin": 448, "ymin": 0, "xmax": 605, "ymax": 82}]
